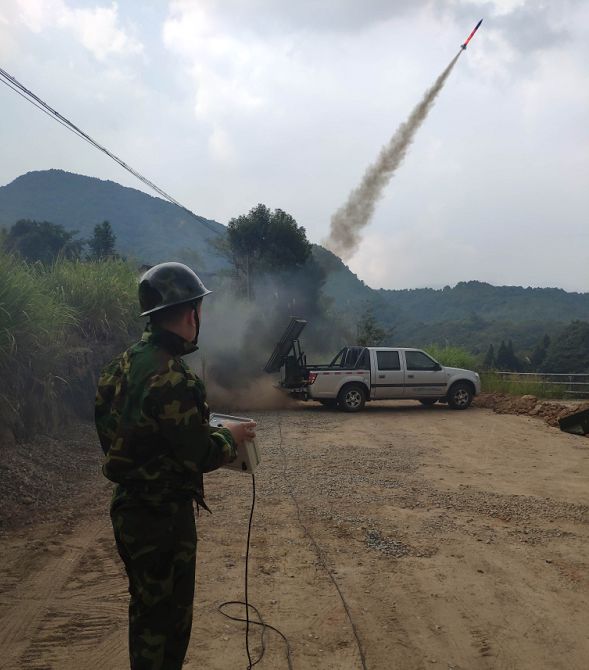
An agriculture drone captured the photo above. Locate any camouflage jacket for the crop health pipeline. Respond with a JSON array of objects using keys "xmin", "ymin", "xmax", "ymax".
[{"xmin": 95, "ymin": 326, "xmax": 236, "ymax": 503}]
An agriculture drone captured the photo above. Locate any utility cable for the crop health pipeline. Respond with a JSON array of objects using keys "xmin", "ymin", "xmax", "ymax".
[
  {"xmin": 0, "ymin": 65, "xmax": 223, "ymax": 237},
  {"xmin": 218, "ymin": 472, "xmax": 294, "ymax": 670},
  {"xmin": 245, "ymin": 472, "xmax": 256, "ymax": 667},
  {"xmin": 277, "ymin": 416, "xmax": 368, "ymax": 670},
  {"xmin": 0, "ymin": 76, "xmax": 92, "ymax": 146}
]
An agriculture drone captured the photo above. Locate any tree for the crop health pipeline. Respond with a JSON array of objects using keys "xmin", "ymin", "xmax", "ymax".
[
  {"xmin": 495, "ymin": 339, "xmax": 522, "ymax": 371},
  {"xmin": 227, "ymin": 204, "xmax": 312, "ymax": 298},
  {"xmin": 87, "ymin": 221, "xmax": 117, "ymax": 260},
  {"xmin": 541, "ymin": 321, "xmax": 589, "ymax": 373},
  {"xmin": 506, "ymin": 340, "xmax": 522, "ymax": 371},
  {"xmin": 356, "ymin": 306, "xmax": 390, "ymax": 346},
  {"xmin": 3, "ymin": 219, "xmax": 82, "ymax": 264},
  {"xmin": 483, "ymin": 344, "xmax": 496, "ymax": 369},
  {"xmin": 495, "ymin": 340, "xmax": 509, "ymax": 369},
  {"xmin": 530, "ymin": 333, "xmax": 551, "ymax": 369}
]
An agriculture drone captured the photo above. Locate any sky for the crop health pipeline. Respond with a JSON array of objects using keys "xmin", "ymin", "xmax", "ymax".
[{"xmin": 0, "ymin": 0, "xmax": 587, "ymax": 292}]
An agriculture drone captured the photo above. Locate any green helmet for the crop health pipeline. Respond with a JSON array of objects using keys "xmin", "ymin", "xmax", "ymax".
[{"xmin": 138, "ymin": 262, "xmax": 212, "ymax": 317}]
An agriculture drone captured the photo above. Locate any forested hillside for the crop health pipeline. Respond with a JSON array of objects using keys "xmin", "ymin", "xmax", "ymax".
[
  {"xmin": 2, "ymin": 169, "xmax": 587, "ymax": 359},
  {"xmin": 313, "ymin": 246, "xmax": 588, "ymax": 353},
  {"xmin": 0, "ymin": 170, "xmax": 227, "ymax": 270}
]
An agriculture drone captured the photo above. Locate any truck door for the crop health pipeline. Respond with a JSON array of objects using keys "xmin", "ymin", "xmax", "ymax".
[
  {"xmin": 403, "ymin": 350, "xmax": 447, "ymax": 397},
  {"xmin": 371, "ymin": 350, "xmax": 405, "ymax": 399}
]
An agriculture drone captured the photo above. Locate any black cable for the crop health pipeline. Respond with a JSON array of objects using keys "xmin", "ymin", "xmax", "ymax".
[
  {"xmin": 218, "ymin": 472, "xmax": 294, "ymax": 670},
  {"xmin": 0, "ymin": 65, "xmax": 183, "ymax": 206},
  {"xmin": 0, "ymin": 65, "xmax": 223, "ymax": 237},
  {"xmin": 0, "ymin": 76, "xmax": 93, "ymax": 146},
  {"xmin": 245, "ymin": 472, "xmax": 256, "ymax": 667},
  {"xmin": 277, "ymin": 417, "xmax": 368, "ymax": 670}
]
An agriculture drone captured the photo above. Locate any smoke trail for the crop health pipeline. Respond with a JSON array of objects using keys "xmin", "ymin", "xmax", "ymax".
[{"xmin": 325, "ymin": 53, "xmax": 461, "ymax": 260}]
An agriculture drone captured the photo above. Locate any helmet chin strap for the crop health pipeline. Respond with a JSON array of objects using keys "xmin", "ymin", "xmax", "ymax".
[{"xmin": 192, "ymin": 305, "xmax": 201, "ymax": 345}]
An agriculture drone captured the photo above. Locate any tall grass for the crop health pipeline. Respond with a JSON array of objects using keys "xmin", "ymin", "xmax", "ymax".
[
  {"xmin": 40, "ymin": 258, "xmax": 139, "ymax": 342},
  {"xmin": 480, "ymin": 372, "xmax": 570, "ymax": 399},
  {"xmin": 0, "ymin": 252, "xmax": 76, "ymax": 432},
  {"xmin": 0, "ymin": 253, "xmax": 140, "ymax": 437}
]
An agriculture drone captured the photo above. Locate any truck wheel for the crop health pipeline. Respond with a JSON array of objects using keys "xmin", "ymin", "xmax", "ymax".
[
  {"xmin": 419, "ymin": 398, "xmax": 437, "ymax": 406},
  {"xmin": 447, "ymin": 382, "xmax": 473, "ymax": 410},
  {"xmin": 338, "ymin": 384, "xmax": 366, "ymax": 412}
]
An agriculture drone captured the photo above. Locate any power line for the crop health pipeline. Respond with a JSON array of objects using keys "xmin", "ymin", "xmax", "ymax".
[{"xmin": 0, "ymin": 65, "xmax": 223, "ymax": 237}]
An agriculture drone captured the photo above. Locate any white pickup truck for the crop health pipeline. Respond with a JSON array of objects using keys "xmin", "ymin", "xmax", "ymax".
[
  {"xmin": 264, "ymin": 320, "xmax": 481, "ymax": 412},
  {"xmin": 304, "ymin": 346, "xmax": 481, "ymax": 411}
]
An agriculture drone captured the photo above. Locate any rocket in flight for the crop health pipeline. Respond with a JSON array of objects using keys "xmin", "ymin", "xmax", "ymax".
[{"xmin": 461, "ymin": 19, "xmax": 483, "ymax": 50}]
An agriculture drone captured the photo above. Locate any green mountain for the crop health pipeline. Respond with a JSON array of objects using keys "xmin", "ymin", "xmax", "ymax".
[
  {"xmin": 312, "ymin": 248, "xmax": 589, "ymax": 353},
  {"xmin": 312, "ymin": 245, "xmax": 588, "ymax": 322},
  {"xmin": 1, "ymin": 169, "xmax": 587, "ymax": 355},
  {"xmin": 0, "ymin": 170, "xmax": 228, "ymax": 271}
]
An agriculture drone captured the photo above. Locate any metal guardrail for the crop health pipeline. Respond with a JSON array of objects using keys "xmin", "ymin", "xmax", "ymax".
[{"xmin": 489, "ymin": 372, "xmax": 589, "ymax": 397}]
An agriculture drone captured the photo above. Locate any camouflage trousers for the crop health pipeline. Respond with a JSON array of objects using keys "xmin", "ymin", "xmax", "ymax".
[{"xmin": 111, "ymin": 487, "xmax": 197, "ymax": 670}]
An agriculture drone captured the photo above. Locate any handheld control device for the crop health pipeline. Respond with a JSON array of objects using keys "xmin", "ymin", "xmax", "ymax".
[{"xmin": 209, "ymin": 413, "xmax": 261, "ymax": 474}]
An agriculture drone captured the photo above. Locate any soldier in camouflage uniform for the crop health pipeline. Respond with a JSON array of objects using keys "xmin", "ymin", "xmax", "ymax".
[{"xmin": 95, "ymin": 262, "xmax": 255, "ymax": 670}]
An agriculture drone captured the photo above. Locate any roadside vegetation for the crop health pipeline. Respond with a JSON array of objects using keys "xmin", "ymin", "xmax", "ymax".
[
  {"xmin": 0, "ymin": 221, "xmax": 139, "ymax": 440},
  {"xmin": 427, "ymin": 345, "xmax": 584, "ymax": 400},
  {"xmin": 479, "ymin": 373, "xmax": 576, "ymax": 400},
  {"xmin": 41, "ymin": 259, "xmax": 137, "ymax": 341},
  {"xmin": 425, "ymin": 344, "xmax": 478, "ymax": 371}
]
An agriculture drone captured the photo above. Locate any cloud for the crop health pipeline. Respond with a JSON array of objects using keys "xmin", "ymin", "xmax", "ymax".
[
  {"xmin": 208, "ymin": 123, "xmax": 237, "ymax": 163},
  {"xmin": 15, "ymin": 0, "xmax": 143, "ymax": 60},
  {"xmin": 161, "ymin": 0, "xmax": 577, "ymax": 139},
  {"xmin": 166, "ymin": 0, "xmax": 576, "ymax": 51},
  {"xmin": 166, "ymin": 0, "xmax": 424, "ymax": 35},
  {"xmin": 491, "ymin": 1, "xmax": 569, "ymax": 52},
  {"xmin": 162, "ymin": 3, "xmax": 268, "ymax": 120}
]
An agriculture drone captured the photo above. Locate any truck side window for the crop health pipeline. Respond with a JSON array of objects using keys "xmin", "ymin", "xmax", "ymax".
[
  {"xmin": 405, "ymin": 351, "xmax": 438, "ymax": 371},
  {"xmin": 376, "ymin": 350, "xmax": 400, "ymax": 371}
]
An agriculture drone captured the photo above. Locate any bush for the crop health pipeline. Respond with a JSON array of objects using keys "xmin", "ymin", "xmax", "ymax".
[{"xmin": 425, "ymin": 344, "xmax": 479, "ymax": 371}]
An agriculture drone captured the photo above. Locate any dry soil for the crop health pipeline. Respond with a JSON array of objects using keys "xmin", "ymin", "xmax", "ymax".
[{"xmin": 0, "ymin": 402, "xmax": 588, "ymax": 670}]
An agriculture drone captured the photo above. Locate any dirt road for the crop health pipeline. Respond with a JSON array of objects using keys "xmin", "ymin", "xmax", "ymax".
[{"xmin": 1, "ymin": 403, "xmax": 588, "ymax": 669}]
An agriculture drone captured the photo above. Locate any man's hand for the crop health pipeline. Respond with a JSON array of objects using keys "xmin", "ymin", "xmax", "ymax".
[{"xmin": 225, "ymin": 421, "xmax": 257, "ymax": 447}]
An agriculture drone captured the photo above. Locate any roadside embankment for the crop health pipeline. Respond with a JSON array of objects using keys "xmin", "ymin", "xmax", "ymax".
[{"xmin": 474, "ymin": 392, "xmax": 589, "ymax": 430}]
